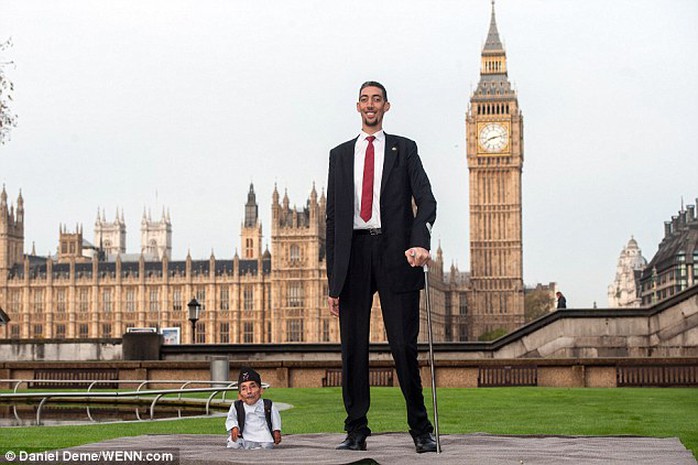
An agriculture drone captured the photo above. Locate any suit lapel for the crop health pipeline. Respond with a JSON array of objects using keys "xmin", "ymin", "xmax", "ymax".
[
  {"xmin": 381, "ymin": 133, "xmax": 397, "ymax": 196},
  {"xmin": 342, "ymin": 139, "xmax": 356, "ymax": 211}
]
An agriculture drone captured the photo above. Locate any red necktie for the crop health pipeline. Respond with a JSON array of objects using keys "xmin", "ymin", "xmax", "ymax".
[{"xmin": 360, "ymin": 136, "xmax": 376, "ymax": 222}]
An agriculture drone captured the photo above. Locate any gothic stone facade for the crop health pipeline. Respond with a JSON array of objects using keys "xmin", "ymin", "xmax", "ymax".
[
  {"xmin": 640, "ymin": 200, "xmax": 698, "ymax": 306},
  {"xmin": 465, "ymin": 3, "xmax": 525, "ymax": 339},
  {"xmin": 0, "ymin": 185, "xmax": 469, "ymax": 344}
]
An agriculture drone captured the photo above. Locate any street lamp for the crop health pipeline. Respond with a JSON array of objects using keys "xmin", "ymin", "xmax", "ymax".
[
  {"xmin": 0, "ymin": 307, "xmax": 10, "ymax": 340},
  {"xmin": 0, "ymin": 307, "xmax": 9, "ymax": 325},
  {"xmin": 187, "ymin": 297, "xmax": 201, "ymax": 344}
]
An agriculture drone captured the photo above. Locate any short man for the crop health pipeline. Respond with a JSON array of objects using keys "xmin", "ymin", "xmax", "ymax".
[
  {"xmin": 225, "ymin": 367, "xmax": 282, "ymax": 450},
  {"xmin": 326, "ymin": 81, "xmax": 437, "ymax": 453}
]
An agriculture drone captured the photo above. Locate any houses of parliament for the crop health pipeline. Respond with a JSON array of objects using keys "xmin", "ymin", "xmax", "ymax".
[{"xmin": 0, "ymin": 4, "xmax": 525, "ymax": 344}]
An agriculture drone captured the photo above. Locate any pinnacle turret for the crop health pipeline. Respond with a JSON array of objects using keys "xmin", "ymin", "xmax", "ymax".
[
  {"xmin": 310, "ymin": 182, "xmax": 318, "ymax": 205},
  {"xmin": 483, "ymin": 0, "xmax": 504, "ymax": 52},
  {"xmin": 473, "ymin": 0, "xmax": 515, "ymax": 98},
  {"xmin": 244, "ymin": 183, "xmax": 259, "ymax": 227}
]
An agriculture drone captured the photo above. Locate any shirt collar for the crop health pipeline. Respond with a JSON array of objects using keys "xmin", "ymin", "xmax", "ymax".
[
  {"xmin": 358, "ymin": 129, "xmax": 385, "ymax": 143},
  {"xmin": 242, "ymin": 399, "xmax": 263, "ymax": 411}
]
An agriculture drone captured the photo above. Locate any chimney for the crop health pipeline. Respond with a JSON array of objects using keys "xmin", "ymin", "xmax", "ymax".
[
  {"xmin": 664, "ymin": 221, "xmax": 672, "ymax": 238},
  {"xmin": 688, "ymin": 204, "xmax": 696, "ymax": 222}
]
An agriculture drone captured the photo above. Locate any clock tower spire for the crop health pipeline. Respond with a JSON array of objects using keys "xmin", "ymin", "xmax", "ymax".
[{"xmin": 466, "ymin": 1, "xmax": 525, "ymax": 340}]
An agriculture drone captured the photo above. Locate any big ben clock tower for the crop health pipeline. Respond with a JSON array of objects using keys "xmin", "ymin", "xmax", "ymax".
[{"xmin": 466, "ymin": 1, "xmax": 524, "ymax": 339}]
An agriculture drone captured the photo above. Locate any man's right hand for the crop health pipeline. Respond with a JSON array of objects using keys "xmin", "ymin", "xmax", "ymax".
[
  {"xmin": 328, "ymin": 296, "xmax": 340, "ymax": 317},
  {"xmin": 230, "ymin": 427, "xmax": 240, "ymax": 442}
]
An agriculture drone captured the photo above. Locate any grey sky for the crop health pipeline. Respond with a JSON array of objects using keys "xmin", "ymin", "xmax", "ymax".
[{"xmin": 1, "ymin": 0, "xmax": 697, "ymax": 308}]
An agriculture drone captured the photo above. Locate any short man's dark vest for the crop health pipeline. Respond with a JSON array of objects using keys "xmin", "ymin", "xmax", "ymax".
[{"xmin": 234, "ymin": 398, "xmax": 273, "ymax": 436}]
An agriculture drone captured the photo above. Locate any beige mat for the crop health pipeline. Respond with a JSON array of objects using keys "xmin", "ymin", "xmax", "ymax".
[{"xmin": 47, "ymin": 433, "xmax": 697, "ymax": 465}]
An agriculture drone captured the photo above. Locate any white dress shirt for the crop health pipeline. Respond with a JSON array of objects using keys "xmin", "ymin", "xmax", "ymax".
[
  {"xmin": 353, "ymin": 130, "xmax": 385, "ymax": 229},
  {"xmin": 225, "ymin": 398, "xmax": 281, "ymax": 444}
]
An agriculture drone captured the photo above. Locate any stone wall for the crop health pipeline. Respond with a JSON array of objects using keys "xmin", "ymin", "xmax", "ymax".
[
  {"xmin": 1, "ymin": 358, "xmax": 696, "ymax": 389},
  {"xmin": 1, "ymin": 285, "xmax": 696, "ymax": 363},
  {"xmin": 491, "ymin": 284, "xmax": 698, "ymax": 359},
  {"xmin": 0, "ymin": 339, "xmax": 121, "ymax": 362}
]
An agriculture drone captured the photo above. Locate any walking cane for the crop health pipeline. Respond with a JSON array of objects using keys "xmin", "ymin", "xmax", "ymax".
[{"xmin": 423, "ymin": 223, "xmax": 441, "ymax": 453}]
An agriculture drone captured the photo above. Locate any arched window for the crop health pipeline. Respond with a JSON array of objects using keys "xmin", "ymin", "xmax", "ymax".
[{"xmin": 290, "ymin": 244, "xmax": 300, "ymax": 261}]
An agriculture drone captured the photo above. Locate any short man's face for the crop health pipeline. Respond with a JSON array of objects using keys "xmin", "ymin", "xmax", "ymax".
[
  {"xmin": 238, "ymin": 380, "xmax": 263, "ymax": 405},
  {"xmin": 357, "ymin": 86, "xmax": 390, "ymax": 132}
]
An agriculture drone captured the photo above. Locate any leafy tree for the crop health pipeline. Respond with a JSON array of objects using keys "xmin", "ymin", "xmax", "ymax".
[
  {"xmin": 0, "ymin": 38, "xmax": 18, "ymax": 145},
  {"xmin": 478, "ymin": 328, "xmax": 508, "ymax": 341},
  {"xmin": 524, "ymin": 287, "xmax": 555, "ymax": 323}
]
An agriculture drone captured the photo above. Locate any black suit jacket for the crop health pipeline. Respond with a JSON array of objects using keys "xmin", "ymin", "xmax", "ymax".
[{"xmin": 326, "ymin": 133, "xmax": 437, "ymax": 297}]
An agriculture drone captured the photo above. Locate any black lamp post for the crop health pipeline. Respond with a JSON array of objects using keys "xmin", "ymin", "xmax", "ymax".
[
  {"xmin": 0, "ymin": 308, "xmax": 10, "ymax": 340},
  {"xmin": 187, "ymin": 297, "xmax": 201, "ymax": 344},
  {"xmin": 0, "ymin": 308, "xmax": 10, "ymax": 326}
]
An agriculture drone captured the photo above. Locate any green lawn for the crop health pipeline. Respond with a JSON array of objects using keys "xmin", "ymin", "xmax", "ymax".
[{"xmin": 1, "ymin": 387, "xmax": 696, "ymax": 459}]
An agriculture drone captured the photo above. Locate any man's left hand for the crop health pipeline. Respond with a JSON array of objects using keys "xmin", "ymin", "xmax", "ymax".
[{"xmin": 405, "ymin": 247, "xmax": 430, "ymax": 267}]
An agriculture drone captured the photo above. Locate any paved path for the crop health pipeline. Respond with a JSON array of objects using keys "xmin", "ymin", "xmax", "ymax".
[{"xmin": 60, "ymin": 433, "xmax": 697, "ymax": 465}]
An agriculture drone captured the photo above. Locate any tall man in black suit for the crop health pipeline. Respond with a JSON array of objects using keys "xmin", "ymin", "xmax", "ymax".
[{"xmin": 326, "ymin": 81, "xmax": 437, "ymax": 453}]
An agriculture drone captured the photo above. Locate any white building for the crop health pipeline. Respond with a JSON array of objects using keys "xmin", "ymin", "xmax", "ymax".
[
  {"xmin": 608, "ymin": 237, "xmax": 647, "ymax": 307},
  {"xmin": 94, "ymin": 208, "xmax": 126, "ymax": 256}
]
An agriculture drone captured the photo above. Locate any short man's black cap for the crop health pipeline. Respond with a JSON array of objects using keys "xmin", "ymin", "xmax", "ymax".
[{"xmin": 238, "ymin": 367, "xmax": 261, "ymax": 387}]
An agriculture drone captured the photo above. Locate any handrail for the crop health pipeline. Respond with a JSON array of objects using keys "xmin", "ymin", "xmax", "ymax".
[
  {"xmin": 36, "ymin": 397, "xmax": 51, "ymax": 425},
  {"xmin": 0, "ymin": 378, "xmax": 272, "ymax": 426},
  {"xmin": 149, "ymin": 394, "xmax": 165, "ymax": 420},
  {"xmin": 1, "ymin": 378, "xmax": 238, "ymax": 393},
  {"xmin": 0, "ymin": 384, "xmax": 271, "ymax": 426},
  {"xmin": 0, "ymin": 386, "xmax": 242, "ymax": 399},
  {"xmin": 204, "ymin": 384, "xmax": 235, "ymax": 414}
]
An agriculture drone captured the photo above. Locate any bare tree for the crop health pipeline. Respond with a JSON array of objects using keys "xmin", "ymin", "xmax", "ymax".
[{"xmin": 0, "ymin": 38, "xmax": 18, "ymax": 145}]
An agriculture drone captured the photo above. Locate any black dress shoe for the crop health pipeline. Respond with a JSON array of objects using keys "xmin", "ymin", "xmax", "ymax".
[
  {"xmin": 413, "ymin": 433, "xmax": 437, "ymax": 453},
  {"xmin": 336, "ymin": 433, "xmax": 367, "ymax": 451}
]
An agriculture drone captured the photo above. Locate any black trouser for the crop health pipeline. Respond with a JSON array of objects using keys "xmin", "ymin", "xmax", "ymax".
[{"xmin": 339, "ymin": 232, "xmax": 433, "ymax": 438}]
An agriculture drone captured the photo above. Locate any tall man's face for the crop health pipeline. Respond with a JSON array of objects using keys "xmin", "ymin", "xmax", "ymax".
[{"xmin": 357, "ymin": 86, "xmax": 390, "ymax": 133}]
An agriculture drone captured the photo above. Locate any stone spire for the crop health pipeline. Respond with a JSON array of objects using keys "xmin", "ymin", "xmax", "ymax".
[
  {"xmin": 244, "ymin": 183, "xmax": 258, "ymax": 228},
  {"xmin": 1, "ymin": 185, "xmax": 7, "ymax": 210},
  {"xmin": 473, "ymin": 0, "xmax": 514, "ymax": 97},
  {"xmin": 310, "ymin": 182, "xmax": 318, "ymax": 204},
  {"xmin": 16, "ymin": 190, "xmax": 23, "ymax": 223},
  {"xmin": 484, "ymin": 1, "xmax": 504, "ymax": 52}
]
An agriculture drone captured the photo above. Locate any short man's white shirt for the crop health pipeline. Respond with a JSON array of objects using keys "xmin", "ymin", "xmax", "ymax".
[
  {"xmin": 353, "ymin": 130, "xmax": 385, "ymax": 229},
  {"xmin": 225, "ymin": 399, "xmax": 281, "ymax": 444}
]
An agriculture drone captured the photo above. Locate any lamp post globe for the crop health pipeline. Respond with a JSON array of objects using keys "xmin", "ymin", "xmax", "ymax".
[{"xmin": 187, "ymin": 297, "xmax": 201, "ymax": 344}]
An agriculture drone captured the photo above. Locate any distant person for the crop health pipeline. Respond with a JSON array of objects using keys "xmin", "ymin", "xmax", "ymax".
[
  {"xmin": 556, "ymin": 292, "xmax": 567, "ymax": 309},
  {"xmin": 225, "ymin": 367, "xmax": 281, "ymax": 450}
]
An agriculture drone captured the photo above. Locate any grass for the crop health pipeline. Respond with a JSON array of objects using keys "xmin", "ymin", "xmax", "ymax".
[{"xmin": 1, "ymin": 387, "xmax": 696, "ymax": 459}]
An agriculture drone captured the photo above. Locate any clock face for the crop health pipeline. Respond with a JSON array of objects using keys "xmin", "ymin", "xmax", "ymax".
[{"xmin": 478, "ymin": 123, "xmax": 508, "ymax": 153}]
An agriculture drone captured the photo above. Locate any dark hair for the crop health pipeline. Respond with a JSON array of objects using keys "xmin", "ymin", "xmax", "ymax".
[{"xmin": 359, "ymin": 81, "xmax": 388, "ymax": 101}]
